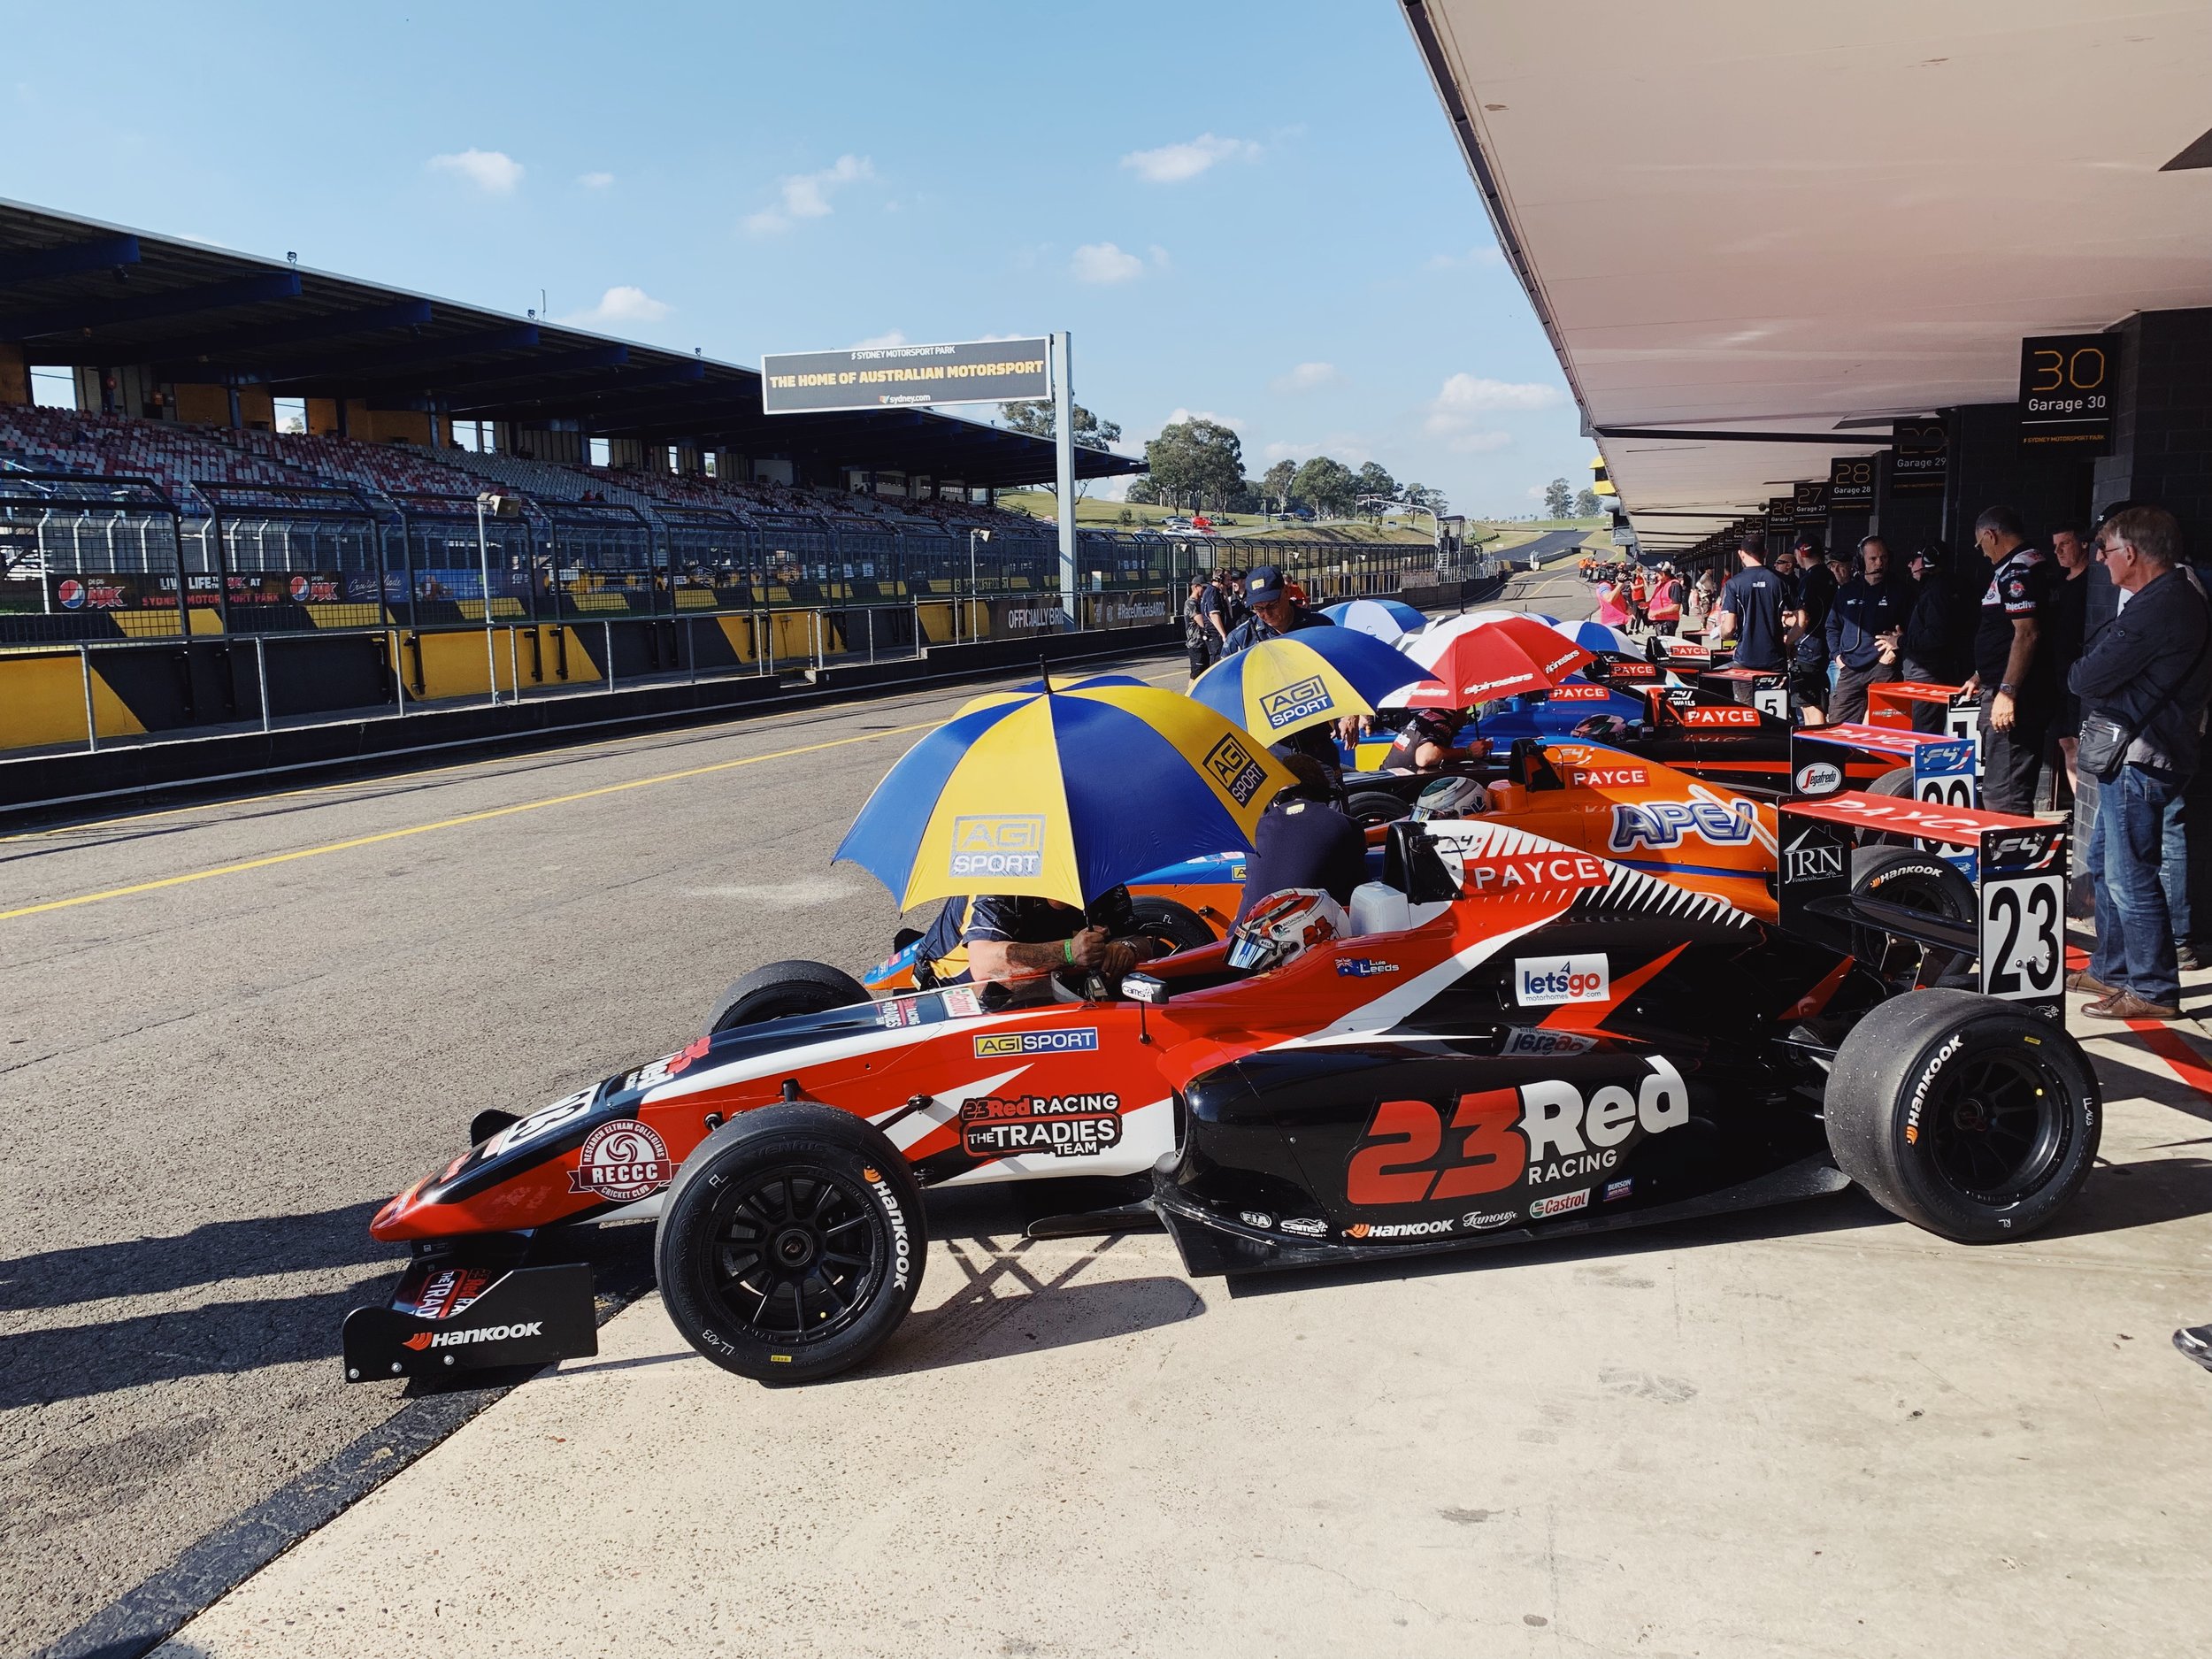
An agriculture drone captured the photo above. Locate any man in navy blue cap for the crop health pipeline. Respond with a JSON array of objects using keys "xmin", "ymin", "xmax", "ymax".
[{"xmin": 1221, "ymin": 563, "xmax": 1331, "ymax": 653}]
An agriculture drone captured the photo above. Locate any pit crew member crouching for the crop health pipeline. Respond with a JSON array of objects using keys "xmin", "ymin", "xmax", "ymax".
[{"xmin": 1380, "ymin": 707, "xmax": 1490, "ymax": 772}]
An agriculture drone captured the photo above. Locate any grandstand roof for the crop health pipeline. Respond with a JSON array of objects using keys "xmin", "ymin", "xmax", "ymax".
[{"xmin": 0, "ymin": 198, "xmax": 1138, "ymax": 488}]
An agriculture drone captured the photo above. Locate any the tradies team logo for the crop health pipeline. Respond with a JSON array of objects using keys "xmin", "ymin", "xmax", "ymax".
[
  {"xmin": 1609, "ymin": 798, "xmax": 1758, "ymax": 852},
  {"xmin": 1202, "ymin": 733, "xmax": 1268, "ymax": 806},
  {"xmin": 960, "ymin": 1093, "xmax": 1123, "ymax": 1159},
  {"xmin": 1514, "ymin": 954, "xmax": 1609, "ymax": 1006},
  {"xmin": 1261, "ymin": 675, "xmax": 1333, "ymax": 731},
  {"xmin": 972, "ymin": 1026, "xmax": 1099, "ymax": 1058},
  {"xmin": 568, "ymin": 1119, "xmax": 673, "ymax": 1202},
  {"xmin": 407, "ymin": 1266, "xmax": 495, "ymax": 1321},
  {"xmin": 949, "ymin": 815, "xmax": 1045, "ymax": 879}
]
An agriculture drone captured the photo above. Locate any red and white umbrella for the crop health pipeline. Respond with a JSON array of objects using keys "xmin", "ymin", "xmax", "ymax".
[{"xmin": 1382, "ymin": 613, "xmax": 1594, "ymax": 707}]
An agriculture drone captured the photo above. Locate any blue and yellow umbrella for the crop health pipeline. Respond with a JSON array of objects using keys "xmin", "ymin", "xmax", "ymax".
[
  {"xmin": 1188, "ymin": 626, "xmax": 1437, "ymax": 741},
  {"xmin": 834, "ymin": 675, "xmax": 1295, "ymax": 910}
]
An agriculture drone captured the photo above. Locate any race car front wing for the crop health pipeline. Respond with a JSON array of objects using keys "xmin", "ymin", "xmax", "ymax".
[{"xmin": 342, "ymin": 1250, "xmax": 599, "ymax": 1383}]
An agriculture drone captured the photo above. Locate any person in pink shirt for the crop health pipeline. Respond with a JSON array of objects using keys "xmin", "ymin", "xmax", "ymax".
[{"xmin": 1593, "ymin": 568, "xmax": 1631, "ymax": 629}]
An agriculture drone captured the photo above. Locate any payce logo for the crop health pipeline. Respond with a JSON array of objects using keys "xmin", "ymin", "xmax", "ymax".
[
  {"xmin": 1262, "ymin": 675, "xmax": 1333, "ymax": 730},
  {"xmin": 1514, "ymin": 954, "xmax": 1609, "ymax": 1005},
  {"xmin": 949, "ymin": 815, "xmax": 1045, "ymax": 878}
]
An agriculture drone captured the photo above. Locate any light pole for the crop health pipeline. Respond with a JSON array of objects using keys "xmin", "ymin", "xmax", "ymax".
[
  {"xmin": 967, "ymin": 527, "xmax": 992, "ymax": 640},
  {"xmin": 475, "ymin": 490, "xmax": 520, "ymax": 705}
]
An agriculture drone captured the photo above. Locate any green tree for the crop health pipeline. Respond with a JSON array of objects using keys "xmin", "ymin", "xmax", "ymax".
[
  {"xmin": 1000, "ymin": 399, "xmax": 1123, "ymax": 451},
  {"xmin": 1404, "ymin": 482, "xmax": 1448, "ymax": 515},
  {"xmin": 1261, "ymin": 459, "xmax": 1297, "ymax": 514},
  {"xmin": 1543, "ymin": 477, "xmax": 1574, "ymax": 518},
  {"xmin": 1293, "ymin": 456, "xmax": 1360, "ymax": 518},
  {"xmin": 1355, "ymin": 462, "xmax": 1399, "ymax": 515},
  {"xmin": 1144, "ymin": 419, "xmax": 1246, "ymax": 513},
  {"xmin": 1573, "ymin": 487, "xmax": 1602, "ymax": 518}
]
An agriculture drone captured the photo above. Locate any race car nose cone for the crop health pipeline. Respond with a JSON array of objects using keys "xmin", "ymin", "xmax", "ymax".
[{"xmin": 773, "ymin": 1227, "xmax": 817, "ymax": 1268}]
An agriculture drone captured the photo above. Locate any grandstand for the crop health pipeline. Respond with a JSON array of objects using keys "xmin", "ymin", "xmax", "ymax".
[{"xmin": 0, "ymin": 196, "xmax": 1136, "ymax": 640}]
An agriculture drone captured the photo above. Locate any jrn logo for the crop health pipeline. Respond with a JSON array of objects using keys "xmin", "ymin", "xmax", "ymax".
[{"xmin": 1609, "ymin": 799, "xmax": 1756, "ymax": 852}]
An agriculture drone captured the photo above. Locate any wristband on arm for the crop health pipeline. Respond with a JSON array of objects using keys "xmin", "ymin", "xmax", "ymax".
[{"xmin": 1063, "ymin": 937, "xmax": 1075, "ymax": 964}]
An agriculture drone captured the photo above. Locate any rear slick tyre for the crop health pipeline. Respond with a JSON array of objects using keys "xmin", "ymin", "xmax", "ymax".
[
  {"xmin": 655, "ymin": 1103, "xmax": 926, "ymax": 1384},
  {"xmin": 1345, "ymin": 789, "xmax": 1412, "ymax": 827},
  {"xmin": 1824, "ymin": 988, "xmax": 2100, "ymax": 1242}
]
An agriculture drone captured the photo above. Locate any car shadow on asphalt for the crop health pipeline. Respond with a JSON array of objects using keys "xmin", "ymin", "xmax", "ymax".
[{"xmin": 0, "ymin": 1200, "xmax": 403, "ymax": 1316}]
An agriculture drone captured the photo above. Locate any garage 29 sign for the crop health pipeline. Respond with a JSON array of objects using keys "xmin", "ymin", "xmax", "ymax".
[{"xmin": 2017, "ymin": 334, "xmax": 2113, "ymax": 456}]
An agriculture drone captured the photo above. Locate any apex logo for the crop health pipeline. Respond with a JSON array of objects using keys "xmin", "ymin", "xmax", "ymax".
[{"xmin": 1609, "ymin": 798, "xmax": 1757, "ymax": 852}]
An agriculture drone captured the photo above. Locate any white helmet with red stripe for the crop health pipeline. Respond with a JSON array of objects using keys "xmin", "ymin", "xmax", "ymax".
[{"xmin": 1227, "ymin": 888, "xmax": 1348, "ymax": 972}]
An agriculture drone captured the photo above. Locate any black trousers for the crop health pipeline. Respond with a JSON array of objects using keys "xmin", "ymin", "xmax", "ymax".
[
  {"xmin": 1901, "ymin": 657, "xmax": 1948, "ymax": 733},
  {"xmin": 1978, "ymin": 697, "xmax": 2047, "ymax": 815},
  {"xmin": 1830, "ymin": 658, "xmax": 1898, "ymax": 726}
]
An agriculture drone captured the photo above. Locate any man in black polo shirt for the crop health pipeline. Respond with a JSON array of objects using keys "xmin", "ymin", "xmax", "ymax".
[
  {"xmin": 1792, "ymin": 538, "xmax": 1837, "ymax": 636},
  {"xmin": 1825, "ymin": 536, "xmax": 1915, "ymax": 724},
  {"xmin": 1709, "ymin": 537, "xmax": 1787, "ymax": 670},
  {"xmin": 916, "ymin": 887, "xmax": 1160, "ymax": 988},
  {"xmin": 1963, "ymin": 504, "xmax": 2055, "ymax": 813}
]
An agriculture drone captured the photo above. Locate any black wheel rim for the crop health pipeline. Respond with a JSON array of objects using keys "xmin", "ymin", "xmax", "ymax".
[
  {"xmin": 702, "ymin": 1163, "xmax": 885, "ymax": 1344},
  {"xmin": 1916, "ymin": 1044, "xmax": 2068, "ymax": 1206}
]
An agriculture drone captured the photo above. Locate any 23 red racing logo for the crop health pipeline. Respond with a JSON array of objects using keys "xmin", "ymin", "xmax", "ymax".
[
  {"xmin": 959, "ymin": 1093, "xmax": 1123, "ymax": 1159},
  {"xmin": 1345, "ymin": 1058, "xmax": 1687, "ymax": 1206}
]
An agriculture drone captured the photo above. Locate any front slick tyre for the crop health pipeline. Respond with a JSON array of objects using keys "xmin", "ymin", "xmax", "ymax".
[
  {"xmin": 1825, "ymin": 988, "xmax": 2100, "ymax": 1242},
  {"xmin": 655, "ymin": 1103, "xmax": 926, "ymax": 1384}
]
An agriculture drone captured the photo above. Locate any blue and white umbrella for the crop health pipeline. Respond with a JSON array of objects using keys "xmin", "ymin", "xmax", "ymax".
[
  {"xmin": 1547, "ymin": 617, "xmax": 1642, "ymax": 657},
  {"xmin": 1321, "ymin": 597, "xmax": 1428, "ymax": 641}
]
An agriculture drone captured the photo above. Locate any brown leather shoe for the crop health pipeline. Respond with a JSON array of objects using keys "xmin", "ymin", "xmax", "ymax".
[
  {"xmin": 2084, "ymin": 989, "xmax": 2183, "ymax": 1020},
  {"xmin": 2066, "ymin": 970, "xmax": 2117, "ymax": 998}
]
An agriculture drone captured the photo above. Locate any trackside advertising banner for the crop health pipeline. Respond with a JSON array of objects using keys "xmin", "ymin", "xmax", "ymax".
[{"xmin": 761, "ymin": 338, "xmax": 1051, "ymax": 413}]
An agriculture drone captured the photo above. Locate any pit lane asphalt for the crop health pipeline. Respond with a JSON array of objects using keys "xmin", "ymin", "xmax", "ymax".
[{"xmin": 0, "ymin": 571, "xmax": 1594, "ymax": 1658}]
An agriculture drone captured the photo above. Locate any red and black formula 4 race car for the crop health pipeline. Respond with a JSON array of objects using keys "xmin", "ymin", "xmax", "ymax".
[{"xmin": 345, "ymin": 792, "xmax": 2093, "ymax": 1387}]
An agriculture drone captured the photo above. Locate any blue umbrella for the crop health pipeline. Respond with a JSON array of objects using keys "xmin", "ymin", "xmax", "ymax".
[
  {"xmin": 1548, "ymin": 618, "xmax": 1642, "ymax": 657},
  {"xmin": 1189, "ymin": 626, "xmax": 1438, "ymax": 739},
  {"xmin": 1322, "ymin": 598, "xmax": 1428, "ymax": 641}
]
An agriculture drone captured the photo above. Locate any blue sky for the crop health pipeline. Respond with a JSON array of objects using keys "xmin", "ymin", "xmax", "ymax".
[{"xmin": 0, "ymin": 2, "xmax": 1588, "ymax": 516}]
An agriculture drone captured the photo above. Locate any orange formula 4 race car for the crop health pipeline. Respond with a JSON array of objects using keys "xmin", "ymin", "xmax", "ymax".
[{"xmin": 345, "ymin": 784, "xmax": 2083, "ymax": 1389}]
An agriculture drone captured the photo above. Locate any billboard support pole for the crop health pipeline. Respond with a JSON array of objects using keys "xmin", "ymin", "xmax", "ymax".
[{"xmin": 1051, "ymin": 330, "xmax": 1076, "ymax": 626}]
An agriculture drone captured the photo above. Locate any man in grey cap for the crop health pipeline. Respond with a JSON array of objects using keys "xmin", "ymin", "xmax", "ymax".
[{"xmin": 1221, "ymin": 564, "xmax": 1330, "ymax": 654}]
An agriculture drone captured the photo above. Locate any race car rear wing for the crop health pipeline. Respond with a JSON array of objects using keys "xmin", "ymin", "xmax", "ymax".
[
  {"xmin": 1699, "ymin": 665, "xmax": 1789, "ymax": 719},
  {"xmin": 1777, "ymin": 791, "xmax": 2066, "ymax": 1017},
  {"xmin": 1788, "ymin": 723, "xmax": 1976, "ymax": 808}
]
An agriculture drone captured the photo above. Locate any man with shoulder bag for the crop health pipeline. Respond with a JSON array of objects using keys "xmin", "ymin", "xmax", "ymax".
[{"xmin": 2068, "ymin": 506, "xmax": 2212, "ymax": 1020}]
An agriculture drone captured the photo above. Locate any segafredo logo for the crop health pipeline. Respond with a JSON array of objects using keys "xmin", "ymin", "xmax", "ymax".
[
  {"xmin": 1608, "ymin": 798, "xmax": 1758, "ymax": 852},
  {"xmin": 1261, "ymin": 675, "xmax": 1333, "ymax": 730},
  {"xmin": 1793, "ymin": 760, "xmax": 1843, "ymax": 795},
  {"xmin": 402, "ymin": 1321, "xmax": 544, "ymax": 1350},
  {"xmin": 1514, "ymin": 954, "xmax": 1609, "ymax": 1006}
]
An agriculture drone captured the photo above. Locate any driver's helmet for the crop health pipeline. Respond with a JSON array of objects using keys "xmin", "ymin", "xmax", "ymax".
[
  {"xmin": 1411, "ymin": 775, "xmax": 1490, "ymax": 820},
  {"xmin": 1571, "ymin": 713, "xmax": 1640, "ymax": 741},
  {"xmin": 1226, "ymin": 888, "xmax": 1348, "ymax": 972}
]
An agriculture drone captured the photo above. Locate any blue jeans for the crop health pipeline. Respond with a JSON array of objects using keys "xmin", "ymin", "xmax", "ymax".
[
  {"xmin": 2089, "ymin": 764, "xmax": 2184, "ymax": 1005},
  {"xmin": 2162, "ymin": 792, "xmax": 2193, "ymax": 946}
]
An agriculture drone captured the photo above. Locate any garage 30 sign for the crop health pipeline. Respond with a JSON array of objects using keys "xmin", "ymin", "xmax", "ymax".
[{"xmin": 2017, "ymin": 334, "xmax": 2114, "ymax": 455}]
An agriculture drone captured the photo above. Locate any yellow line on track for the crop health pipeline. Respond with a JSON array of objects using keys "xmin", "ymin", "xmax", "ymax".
[{"xmin": 0, "ymin": 718, "xmax": 944, "ymax": 923}]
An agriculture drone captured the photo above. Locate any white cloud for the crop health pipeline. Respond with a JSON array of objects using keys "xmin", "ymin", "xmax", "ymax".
[
  {"xmin": 1425, "ymin": 245, "xmax": 1506, "ymax": 270},
  {"xmin": 1263, "ymin": 440, "xmax": 1305, "ymax": 461},
  {"xmin": 743, "ymin": 154, "xmax": 874, "ymax": 235},
  {"xmin": 1148, "ymin": 243, "xmax": 1172, "ymax": 271},
  {"xmin": 1425, "ymin": 373, "xmax": 1564, "ymax": 447},
  {"xmin": 1447, "ymin": 429, "xmax": 1515, "ymax": 454},
  {"xmin": 850, "ymin": 329, "xmax": 907, "ymax": 349},
  {"xmin": 577, "ymin": 171, "xmax": 614, "ymax": 189},
  {"xmin": 1263, "ymin": 433, "xmax": 1372, "ymax": 466},
  {"xmin": 1120, "ymin": 133, "xmax": 1263, "ymax": 184},
  {"xmin": 428, "ymin": 149, "xmax": 524, "ymax": 194},
  {"xmin": 1071, "ymin": 242, "xmax": 1146, "ymax": 284},
  {"xmin": 1167, "ymin": 407, "xmax": 1242, "ymax": 431},
  {"xmin": 559, "ymin": 285, "xmax": 672, "ymax": 327},
  {"xmin": 1270, "ymin": 361, "xmax": 1340, "ymax": 396}
]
